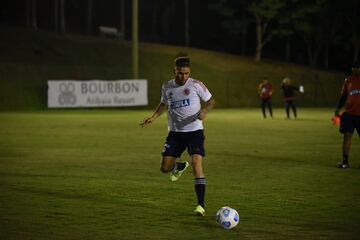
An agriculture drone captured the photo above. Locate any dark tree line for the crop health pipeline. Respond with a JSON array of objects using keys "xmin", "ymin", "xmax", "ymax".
[
  {"xmin": 208, "ymin": 0, "xmax": 359, "ymax": 68},
  {"xmin": 1, "ymin": 0, "xmax": 359, "ymax": 70}
]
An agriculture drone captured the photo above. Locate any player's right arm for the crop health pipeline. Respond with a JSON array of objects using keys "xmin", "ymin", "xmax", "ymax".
[
  {"xmin": 140, "ymin": 102, "xmax": 167, "ymax": 127},
  {"xmin": 335, "ymin": 78, "xmax": 348, "ymax": 116},
  {"xmin": 258, "ymin": 84, "xmax": 262, "ymax": 96}
]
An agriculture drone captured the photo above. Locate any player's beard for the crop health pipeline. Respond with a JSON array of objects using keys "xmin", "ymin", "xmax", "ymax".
[{"xmin": 175, "ymin": 76, "xmax": 188, "ymax": 86}]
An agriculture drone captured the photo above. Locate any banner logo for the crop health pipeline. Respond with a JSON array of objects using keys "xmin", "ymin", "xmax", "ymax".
[
  {"xmin": 48, "ymin": 80, "xmax": 148, "ymax": 108},
  {"xmin": 58, "ymin": 82, "xmax": 76, "ymax": 105}
]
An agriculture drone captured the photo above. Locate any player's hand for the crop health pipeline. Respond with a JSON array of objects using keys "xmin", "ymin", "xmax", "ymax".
[
  {"xmin": 140, "ymin": 117, "xmax": 153, "ymax": 127},
  {"xmin": 331, "ymin": 115, "xmax": 340, "ymax": 125},
  {"xmin": 197, "ymin": 111, "xmax": 207, "ymax": 120}
]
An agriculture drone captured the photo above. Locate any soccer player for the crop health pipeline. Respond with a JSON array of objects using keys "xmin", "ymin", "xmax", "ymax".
[
  {"xmin": 281, "ymin": 77, "xmax": 300, "ymax": 119},
  {"xmin": 140, "ymin": 53, "xmax": 215, "ymax": 216},
  {"xmin": 258, "ymin": 77, "xmax": 273, "ymax": 118},
  {"xmin": 334, "ymin": 62, "xmax": 360, "ymax": 168}
]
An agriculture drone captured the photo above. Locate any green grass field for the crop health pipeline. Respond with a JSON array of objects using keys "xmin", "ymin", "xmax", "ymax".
[{"xmin": 0, "ymin": 108, "xmax": 359, "ymax": 240}]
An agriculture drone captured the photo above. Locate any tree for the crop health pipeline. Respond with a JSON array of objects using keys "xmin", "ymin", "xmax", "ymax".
[
  {"xmin": 59, "ymin": 0, "xmax": 66, "ymax": 34},
  {"xmin": 208, "ymin": 0, "xmax": 251, "ymax": 56},
  {"xmin": 150, "ymin": 1, "xmax": 160, "ymax": 42},
  {"xmin": 26, "ymin": 0, "xmax": 38, "ymax": 30},
  {"xmin": 248, "ymin": 0, "xmax": 284, "ymax": 62},
  {"xmin": 86, "ymin": 0, "xmax": 93, "ymax": 36},
  {"xmin": 120, "ymin": 0, "xmax": 125, "ymax": 38},
  {"xmin": 160, "ymin": 0, "xmax": 176, "ymax": 43},
  {"xmin": 184, "ymin": 0, "xmax": 190, "ymax": 47},
  {"xmin": 319, "ymin": 2, "xmax": 343, "ymax": 69},
  {"xmin": 291, "ymin": 0, "xmax": 329, "ymax": 67},
  {"xmin": 344, "ymin": 0, "xmax": 360, "ymax": 63},
  {"xmin": 271, "ymin": 1, "xmax": 298, "ymax": 62},
  {"xmin": 54, "ymin": 0, "xmax": 58, "ymax": 33}
]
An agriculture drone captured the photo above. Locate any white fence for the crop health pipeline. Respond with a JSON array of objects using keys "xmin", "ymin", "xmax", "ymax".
[{"xmin": 48, "ymin": 80, "xmax": 148, "ymax": 108}]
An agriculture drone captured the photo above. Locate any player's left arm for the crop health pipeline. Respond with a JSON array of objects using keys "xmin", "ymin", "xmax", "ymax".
[{"xmin": 198, "ymin": 97, "xmax": 215, "ymax": 120}]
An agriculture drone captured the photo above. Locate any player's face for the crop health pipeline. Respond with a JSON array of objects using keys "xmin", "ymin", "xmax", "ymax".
[{"xmin": 174, "ymin": 66, "xmax": 190, "ymax": 85}]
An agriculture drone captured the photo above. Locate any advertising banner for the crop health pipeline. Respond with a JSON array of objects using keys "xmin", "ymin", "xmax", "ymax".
[{"xmin": 48, "ymin": 80, "xmax": 148, "ymax": 108}]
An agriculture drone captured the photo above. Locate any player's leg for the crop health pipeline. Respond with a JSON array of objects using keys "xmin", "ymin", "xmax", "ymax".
[
  {"xmin": 161, "ymin": 132, "xmax": 187, "ymax": 176},
  {"xmin": 261, "ymin": 100, "xmax": 266, "ymax": 118},
  {"xmin": 267, "ymin": 99, "xmax": 273, "ymax": 118},
  {"xmin": 192, "ymin": 154, "xmax": 206, "ymax": 216},
  {"xmin": 338, "ymin": 112, "xmax": 354, "ymax": 168},
  {"xmin": 187, "ymin": 130, "xmax": 206, "ymax": 216},
  {"xmin": 192, "ymin": 154, "xmax": 205, "ymax": 178},
  {"xmin": 285, "ymin": 101, "xmax": 290, "ymax": 118},
  {"xmin": 160, "ymin": 156, "xmax": 177, "ymax": 173},
  {"xmin": 341, "ymin": 133, "xmax": 352, "ymax": 167},
  {"xmin": 291, "ymin": 101, "xmax": 297, "ymax": 118}
]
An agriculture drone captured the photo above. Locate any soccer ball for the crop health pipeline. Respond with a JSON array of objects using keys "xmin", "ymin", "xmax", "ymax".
[{"xmin": 216, "ymin": 206, "xmax": 239, "ymax": 229}]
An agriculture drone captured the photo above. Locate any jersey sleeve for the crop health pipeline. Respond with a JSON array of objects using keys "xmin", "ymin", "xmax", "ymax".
[
  {"xmin": 194, "ymin": 80, "xmax": 212, "ymax": 102},
  {"xmin": 160, "ymin": 84, "xmax": 168, "ymax": 105},
  {"xmin": 292, "ymin": 85, "xmax": 299, "ymax": 91}
]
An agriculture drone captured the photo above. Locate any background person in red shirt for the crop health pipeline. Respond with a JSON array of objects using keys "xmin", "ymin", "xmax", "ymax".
[
  {"xmin": 258, "ymin": 77, "xmax": 273, "ymax": 118},
  {"xmin": 334, "ymin": 62, "xmax": 360, "ymax": 168}
]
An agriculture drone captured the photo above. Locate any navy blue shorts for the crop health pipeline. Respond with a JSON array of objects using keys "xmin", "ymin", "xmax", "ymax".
[
  {"xmin": 162, "ymin": 130, "xmax": 205, "ymax": 158},
  {"xmin": 340, "ymin": 112, "xmax": 360, "ymax": 135}
]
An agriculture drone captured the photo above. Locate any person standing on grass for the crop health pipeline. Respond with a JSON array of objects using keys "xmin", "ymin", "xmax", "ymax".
[
  {"xmin": 258, "ymin": 77, "xmax": 273, "ymax": 118},
  {"xmin": 140, "ymin": 52, "xmax": 215, "ymax": 216},
  {"xmin": 281, "ymin": 77, "xmax": 302, "ymax": 119},
  {"xmin": 334, "ymin": 62, "xmax": 360, "ymax": 169}
]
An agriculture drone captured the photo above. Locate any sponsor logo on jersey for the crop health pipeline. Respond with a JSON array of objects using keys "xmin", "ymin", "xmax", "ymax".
[
  {"xmin": 170, "ymin": 99, "xmax": 190, "ymax": 109},
  {"xmin": 349, "ymin": 89, "xmax": 360, "ymax": 96}
]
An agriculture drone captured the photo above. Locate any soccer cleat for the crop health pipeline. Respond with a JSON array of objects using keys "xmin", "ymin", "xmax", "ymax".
[
  {"xmin": 337, "ymin": 162, "xmax": 349, "ymax": 169},
  {"xmin": 194, "ymin": 205, "xmax": 206, "ymax": 216},
  {"xmin": 170, "ymin": 161, "xmax": 189, "ymax": 182}
]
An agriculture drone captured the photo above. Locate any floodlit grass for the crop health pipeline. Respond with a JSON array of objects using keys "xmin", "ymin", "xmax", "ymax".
[{"xmin": 0, "ymin": 108, "xmax": 359, "ymax": 240}]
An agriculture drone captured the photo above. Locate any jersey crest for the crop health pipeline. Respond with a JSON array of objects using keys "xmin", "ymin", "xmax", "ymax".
[{"xmin": 183, "ymin": 88, "xmax": 190, "ymax": 95}]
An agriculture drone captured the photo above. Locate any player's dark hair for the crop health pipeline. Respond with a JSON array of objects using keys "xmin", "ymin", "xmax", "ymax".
[{"xmin": 174, "ymin": 52, "xmax": 190, "ymax": 67}]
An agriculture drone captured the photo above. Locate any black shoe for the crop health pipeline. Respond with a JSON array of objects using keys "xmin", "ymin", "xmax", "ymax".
[{"xmin": 337, "ymin": 162, "xmax": 349, "ymax": 169}]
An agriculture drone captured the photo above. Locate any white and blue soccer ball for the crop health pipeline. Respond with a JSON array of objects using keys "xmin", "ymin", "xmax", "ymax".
[{"xmin": 216, "ymin": 206, "xmax": 239, "ymax": 229}]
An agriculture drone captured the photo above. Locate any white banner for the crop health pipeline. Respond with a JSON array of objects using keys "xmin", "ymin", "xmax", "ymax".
[{"xmin": 48, "ymin": 80, "xmax": 148, "ymax": 108}]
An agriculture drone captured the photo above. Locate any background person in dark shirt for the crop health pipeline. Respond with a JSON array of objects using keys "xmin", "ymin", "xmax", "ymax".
[{"xmin": 281, "ymin": 77, "xmax": 302, "ymax": 119}]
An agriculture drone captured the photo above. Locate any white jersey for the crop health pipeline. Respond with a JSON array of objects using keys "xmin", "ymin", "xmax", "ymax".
[{"xmin": 161, "ymin": 78, "xmax": 212, "ymax": 132}]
